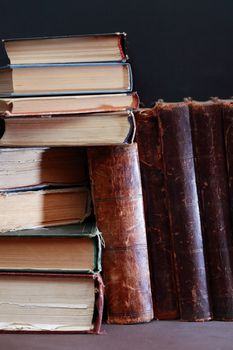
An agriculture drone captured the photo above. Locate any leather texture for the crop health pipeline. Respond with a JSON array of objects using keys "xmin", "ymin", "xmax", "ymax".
[
  {"xmin": 87, "ymin": 144, "xmax": 153, "ymax": 324},
  {"xmin": 135, "ymin": 109, "xmax": 179, "ymax": 320},
  {"xmin": 156, "ymin": 102, "xmax": 212, "ymax": 321},
  {"xmin": 190, "ymin": 101, "xmax": 233, "ymax": 320}
]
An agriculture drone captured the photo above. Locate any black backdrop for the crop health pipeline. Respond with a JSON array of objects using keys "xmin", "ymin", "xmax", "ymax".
[{"xmin": 0, "ymin": 0, "xmax": 232, "ymax": 106}]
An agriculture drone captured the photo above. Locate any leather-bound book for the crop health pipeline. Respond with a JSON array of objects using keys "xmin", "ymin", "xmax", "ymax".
[
  {"xmin": 87, "ymin": 144, "xmax": 153, "ymax": 324},
  {"xmin": 223, "ymin": 100, "xmax": 233, "ymax": 215},
  {"xmin": 156, "ymin": 102, "xmax": 211, "ymax": 321},
  {"xmin": 190, "ymin": 101, "xmax": 233, "ymax": 320},
  {"xmin": 135, "ymin": 108, "xmax": 179, "ymax": 320}
]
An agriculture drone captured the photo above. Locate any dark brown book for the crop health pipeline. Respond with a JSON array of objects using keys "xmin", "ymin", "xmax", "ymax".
[
  {"xmin": 190, "ymin": 100, "xmax": 233, "ymax": 320},
  {"xmin": 0, "ymin": 147, "xmax": 88, "ymax": 190},
  {"xmin": 135, "ymin": 108, "xmax": 179, "ymax": 320},
  {"xmin": 87, "ymin": 144, "xmax": 153, "ymax": 324},
  {"xmin": 0, "ymin": 272, "xmax": 104, "ymax": 334},
  {"xmin": 156, "ymin": 102, "xmax": 211, "ymax": 321},
  {"xmin": 223, "ymin": 100, "xmax": 233, "ymax": 215}
]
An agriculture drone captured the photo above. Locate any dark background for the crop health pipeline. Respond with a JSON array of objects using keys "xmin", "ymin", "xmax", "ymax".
[{"xmin": 0, "ymin": 0, "xmax": 232, "ymax": 106}]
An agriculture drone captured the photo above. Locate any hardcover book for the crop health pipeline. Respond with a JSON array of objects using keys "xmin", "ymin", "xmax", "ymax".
[
  {"xmin": 0, "ymin": 222, "xmax": 102, "ymax": 274},
  {"xmin": 2, "ymin": 33, "xmax": 127, "ymax": 65},
  {"xmin": 135, "ymin": 108, "xmax": 179, "ymax": 320},
  {"xmin": 0, "ymin": 62, "xmax": 132, "ymax": 97},
  {"xmin": 0, "ymin": 93, "xmax": 139, "ymax": 116},
  {"xmin": 190, "ymin": 100, "xmax": 233, "ymax": 320},
  {"xmin": 87, "ymin": 144, "xmax": 154, "ymax": 324},
  {"xmin": 0, "ymin": 272, "xmax": 104, "ymax": 333},
  {"xmin": 0, "ymin": 187, "xmax": 91, "ymax": 232},
  {"xmin": 156, "ymin": 102, "xmax": 211, "ymax": 321},
  {"xmin": 0, "ymin": 147, "xmax": 88, "ymax": 190},
  {"xmin": 0, "ymin": 111, "xmax": 135, "ymax": 146}
]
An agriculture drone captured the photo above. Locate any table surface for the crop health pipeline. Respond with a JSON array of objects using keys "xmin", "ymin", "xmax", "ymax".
[{"xmin": 0, "ymin": 320, "xmax": 232, "ymax": 350}]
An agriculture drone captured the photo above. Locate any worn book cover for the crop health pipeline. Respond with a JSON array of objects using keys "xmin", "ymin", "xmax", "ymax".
[
  {"xmin": 156, "ymin": 102, "xmax": 212, "ymax": 321},
  {"xmin": 135, "ymin": 108, "xmax": 179, "ymax": 320},
  {"xmin": 87, "ymin": 144, "xmax": 153, "ymax": 324},
  {"xmin": 190, "ymin": 100, "xmax": 233, "ymax": 320}
]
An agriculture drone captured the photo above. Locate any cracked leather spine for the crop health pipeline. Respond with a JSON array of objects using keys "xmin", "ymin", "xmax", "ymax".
[
  {"xmin": 135, "ymin": 108, "xmax": 179, "ymax": 320},
  {"xmin": 190, "ymin": 101, "xmax": 233, "ymax": 320},
  {"xmin": 157, "ymin": 102, "xmax": 212, "ymax": 321},
  {"xmin": 87, "ymin": 144, "xmax": 154, "ymax": 324}
]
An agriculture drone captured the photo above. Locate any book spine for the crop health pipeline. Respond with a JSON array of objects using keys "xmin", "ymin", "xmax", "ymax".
[
  {"xmin": 190, "ymin": 101, "xmax": 233, "ymax": 320},
  {"xmin": 156, "ymin": 102, "xmax": 212, "ymax": 321},
  {"xmin": 135, "ymin": 109, "xmax": 179, "ymax": 320},
  {"xmin": 87, "ymin": 144, "xmax": 153, "ymax": 324},
  {"xmin": 223, "ymin": 101, "xmax": 233, "ymax": 214}
]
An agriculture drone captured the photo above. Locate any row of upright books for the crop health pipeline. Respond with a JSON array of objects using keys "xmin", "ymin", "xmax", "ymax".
[{"xmin": 136, "ymin": 99, "xmax": 233, "ymax": 321}]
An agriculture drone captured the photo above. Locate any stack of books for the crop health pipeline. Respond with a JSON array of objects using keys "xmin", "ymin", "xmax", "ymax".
[
  {"xmin": 0, "ymin": 147, "xmax": 103, "ymax": 333},
  {"xmin": 0, "ymin": 33, "xmax": 138, "ymax": 146},
  {"xmin": 0, "ymin": 33, "xmax": 153, "ymax": 329}
]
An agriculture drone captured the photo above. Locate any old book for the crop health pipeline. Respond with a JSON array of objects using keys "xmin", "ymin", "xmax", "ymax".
[
  {"xmin": 0, "ymin": 92, "xmax": 139, "ymax": 116},
  {"xmin": 0, "ymin": 63, "xmax": 132, "ymax": 97},
  {"xmin": 0, "ymin": 147, "xmax": 88, "ymax": 190},
  {"xmin": 0, "ymin": 223, "xmax": 101, "ymax": 273},
  {"xmin": 87, "ymin": 144, "xmax": 153, "ymax": 324},
  {"xmin": 156, "ymin": 102, "xmax": 211, "ymax": 321},
  {"xmin": 0, "ymin": 111, "xmax": 135, "ymax": 146},
  {"xmin": 0, "ymin": 187, "xmax": 91, "ymax": 232},
  {"xmin": 135, "ymin": 108, "xmax": 179, "ymax": 320},
  {"xmin": 0, "ymin": 272, "xmax": 104, "ymax": 333},
  {"xmin": 2, "ymin": 33, "xmax": 127, "ymax": 64},
  {"xmin": 190, "ymin": 100, "xmax": 233, "ymax": 320},
  {"xmin": 223, "ymin": 100, "xmax": 233, "ymax": 215}
]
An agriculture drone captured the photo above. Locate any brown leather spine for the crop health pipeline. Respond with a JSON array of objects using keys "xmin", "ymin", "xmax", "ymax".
[
  {"xmin": 87, "ymin": 144, "xmax": 153, "ymax": 324},
  {"xmin": 156, "ymin": 102, "xmax": 212, "ymax": 321},
  {"xmin": 223, "ymin": 101, "xmax": 233, "ymax": 216},
  {"xmin": 190, "ymin": 101, "xmax": 233, "ymax": 320},
  {"xmin": 135, "ymin": 109, "xmax": 179, "ymax": 320}
]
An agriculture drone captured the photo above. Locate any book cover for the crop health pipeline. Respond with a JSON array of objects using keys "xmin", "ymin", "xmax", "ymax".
[
  {"xmin": 87, "ymin": 144, "xmax": 154, "ymax": 324},
  {"xmin": 156, "ymin": 102, "xmax": 212, "ymax": 321},
  {"xmin": 190, "ymin": 100, "xmax": 233, "ymax": 320},
  {"xmin": 135, "ymin": 108, "xmax": 179, "ymax": 320}
]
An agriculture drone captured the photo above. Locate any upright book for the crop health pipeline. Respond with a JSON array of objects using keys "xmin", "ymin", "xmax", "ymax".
[
  {"xmin": 155, "ymin": 102, "xmax": 211, "ymax": 321},
  {"xmin": 190, "ymin": 100, "xmax": 233, "ymax": 320},
  {"xmin": 135, "ymin": 108, "xmax": 179, "ymax": 320},
  {"xmin": 87, "ymin": 144, "xmax": 153, "ymax": 324}
]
